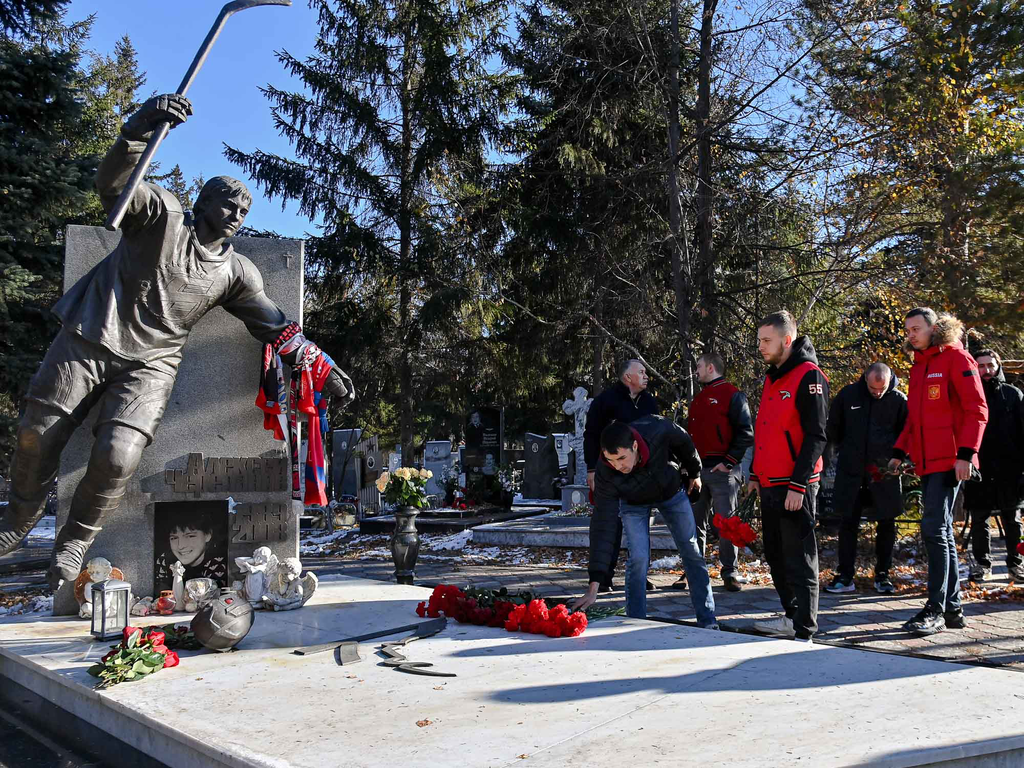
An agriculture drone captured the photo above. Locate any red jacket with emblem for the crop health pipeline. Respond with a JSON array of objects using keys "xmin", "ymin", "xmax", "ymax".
[
  {"xmin": 752, "ymin": 336, "xmax": 830, "ymax": 494},
  {"xmin": 893, "ymin": 316, "xmax": 988, "ymax": 476},
  {"xmin": 687, "ymin": 378, "xmax": 754, "ymax": 466}
]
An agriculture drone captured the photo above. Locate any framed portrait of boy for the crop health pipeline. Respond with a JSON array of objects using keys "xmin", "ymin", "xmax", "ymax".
[{"xmin": 154, "ymin": 500, "xmax": 229, "ymax": 592}]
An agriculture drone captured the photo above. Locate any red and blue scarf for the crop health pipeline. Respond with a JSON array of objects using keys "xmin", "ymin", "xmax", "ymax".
[{"xmin": 256, "ymin": 325, "xmax": 335, "ymax": 506}]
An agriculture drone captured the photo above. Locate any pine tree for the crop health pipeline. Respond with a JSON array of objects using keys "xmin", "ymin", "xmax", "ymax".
[
  {"xmin": 227, "ymin": 0, "xmax": 514, "ymax": 459},
  {"xmin": 0, "ymin": 0, "xmax": 60, "ymax": 36}
]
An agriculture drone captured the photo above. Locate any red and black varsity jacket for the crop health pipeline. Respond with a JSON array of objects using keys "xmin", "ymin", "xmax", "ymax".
[
  {"xmin": 687, "ymin": 378, "xmax": 754, "ymax": 467},
  {"xmin": 752, "ymin": 336, "xmax": 830, "ymax": 494}
]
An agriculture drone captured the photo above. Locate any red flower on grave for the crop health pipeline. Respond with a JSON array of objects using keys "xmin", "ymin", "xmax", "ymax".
[
  {"xmin": 1018, "ymin": 542, "xmax": 1024, "ymax": 557},
  {"xmin": 416, "ymin": 601, "xmax": 427, "ymax": 617},
  {"xmin": 145, "ymin": 630, "xmax": 166, "ymax": 647},
  {"xmin": 162, "ymin": 651, "xmax": 180, "ymax": 668},
  {"xmin": 150, "ymin": 644, "xmax": 170, "ymax": 656},
  {"xmin": 122, "ymin": 626, "xmax": 142, "ymax": 645}
]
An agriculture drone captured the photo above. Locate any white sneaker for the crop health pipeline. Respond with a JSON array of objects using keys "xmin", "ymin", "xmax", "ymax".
[{"xmin": 752, "ymin": 614, "xmax": 795, "ymax": 638}]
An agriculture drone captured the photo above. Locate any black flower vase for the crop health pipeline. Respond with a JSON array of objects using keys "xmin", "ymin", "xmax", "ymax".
[{"xmin": 390, "ymin": 505, "xmax": 420, "ymax": 585}]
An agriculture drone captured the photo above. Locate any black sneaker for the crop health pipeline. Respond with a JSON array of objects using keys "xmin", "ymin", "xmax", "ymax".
[
  {"xmin": 874, "ymin": 576, "xmax": 895, "ymax": 594},
  {"xmin": 968, "ymin": 564, "xmax": 991, "ymax": 582},
  {"xmin": 646, "ymin": 580, "xmax": 656, "ymax": 591},
  {"xmin": 1008, "ymin": 563, "xmax": 1024, "ymax": 583},
  {"xmin": 670, "ymin": 576, "xmax": 687, "ymax": 590},
  {"xmin": 904, "ymin": 604, "xmax": 946, "ymax": 636},
  {"xmin": 943, "ymin": 607, "xmax": 967, "ymax": 629}
]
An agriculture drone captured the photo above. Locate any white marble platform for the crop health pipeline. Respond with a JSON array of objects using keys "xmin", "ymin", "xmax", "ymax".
[{"xmin": 1, "ymin": 576, "xmax": 1023, "ymax": 768}]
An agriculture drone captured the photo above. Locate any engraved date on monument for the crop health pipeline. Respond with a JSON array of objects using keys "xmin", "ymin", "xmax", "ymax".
[
  {"xmin": 230, "ymin": 503, "xmax": 288, "ymax": 544},
  {"xmin": 164, "ymin": 452, "xmax": 289, "ymax": 497}
]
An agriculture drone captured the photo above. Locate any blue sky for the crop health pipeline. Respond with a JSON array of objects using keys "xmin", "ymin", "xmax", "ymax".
[{"xmin": 70, "ymin": 0, "xmax": 323, "ymax": 236}]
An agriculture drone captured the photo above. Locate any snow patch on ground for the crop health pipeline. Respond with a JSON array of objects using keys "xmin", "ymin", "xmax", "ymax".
[
  {"xmin": 26, "ymin": 515, "xmax": 56, "ymax": 542},
  {"xmin": 424, "ymin": 530, "xmax": 473, "ymax": 551},
  {"xmin": 0, "ymin": 595, "xmax": 53, "ymax": 616},
  {"xmin": 649, "ymin": 555, "xmax": 681, "ymax": 570}
]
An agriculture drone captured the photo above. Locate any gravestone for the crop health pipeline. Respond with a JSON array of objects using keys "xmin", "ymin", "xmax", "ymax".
[
  {"xmin": 423, "ymin": 440, "xmax": 453, "ymax": 497},
  {"xmin": 332, "ymin": 428, "xmax": 363, "ymax": 498},
  {"xmin": 53, "ymin": 227, "xmax": 303, "ymax": 615},
  {"xmin": 463, "ymin": 406, "xmax": 503, "ymax": 502},
  {"xmin": 522, "ymin": 433, "xmax": 559, "ymax": 500},
  {"xmin": 552, "ymin": 434, "xmax": 571, "ymax": 469}
]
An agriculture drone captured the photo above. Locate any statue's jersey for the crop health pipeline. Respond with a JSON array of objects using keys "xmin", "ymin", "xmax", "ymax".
[{"xmin": 54, "ymin": 139, "xmax": 289, "ymax": 370}]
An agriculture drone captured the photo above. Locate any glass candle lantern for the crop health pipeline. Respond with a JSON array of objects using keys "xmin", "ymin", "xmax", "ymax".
[{"xmin": 90, "ymin": 578, "xmax": 131, "ymax": 640}]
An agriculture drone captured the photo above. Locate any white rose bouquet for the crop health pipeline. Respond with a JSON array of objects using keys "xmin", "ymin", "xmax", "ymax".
[{"xmin": 375, "ymin": 467, "xmax": 433, "ymax": 509}]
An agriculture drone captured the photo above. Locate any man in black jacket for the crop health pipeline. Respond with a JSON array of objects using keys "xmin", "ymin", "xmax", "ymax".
[
  {"xmin": 824, "ymin": 363, "xmax": 908, "ymax": 594},
  {"xmin": 966, "ymin": 350, "xmax": 1024, "ymax": 582},
  {"xmin": 571, "ymin": 416, "xmax": 717, "ymax": 627},
  {"xmin": 582, "ymin": 359, "xmax": 659, "ymax": 591}
]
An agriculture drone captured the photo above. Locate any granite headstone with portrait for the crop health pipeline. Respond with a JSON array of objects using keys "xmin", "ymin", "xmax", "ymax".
[{"xmin": 463, "ymin": 407, "xmax": 503, "ymax": 502}]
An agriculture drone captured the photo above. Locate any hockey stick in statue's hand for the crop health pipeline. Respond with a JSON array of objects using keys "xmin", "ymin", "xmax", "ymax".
[{"xmin": 105, "ymin": 0, "xmax": 291, "ymax": 231}]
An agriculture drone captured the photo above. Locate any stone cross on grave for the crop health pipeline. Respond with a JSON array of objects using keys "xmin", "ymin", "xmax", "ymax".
[{"xmin": 562, "ymin": 387, "xmax": 592, "ymax": 486}]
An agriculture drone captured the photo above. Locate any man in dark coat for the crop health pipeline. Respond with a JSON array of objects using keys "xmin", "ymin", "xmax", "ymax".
[
  {"xmin": 824, "ymin": 363, "xmax": 908, "ymax": 594},
  {"xmin": 965, "ymin": 349, "xmax": 1024, "ymax": 582},
  {"xmin": 582, "ymin": 359, "xmax": 658, "ymax": 591},
  {"xmin": 571, "ymin": 416, "xmax": 717, "ymax": 627}
]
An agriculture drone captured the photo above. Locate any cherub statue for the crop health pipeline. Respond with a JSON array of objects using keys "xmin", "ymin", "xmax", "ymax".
[
  {"xmin": 262, "ymin": 558, "xmax": 318, "ymax": 612},
  {"xmin": 77, "ymin": 557, "xmax": 115, "ymax": 619},
  {"xmin": 171, "ymin": 560, "xmax": 186, "ymax": 611},
  {"xmin": 235, "ymin": 546, "xmax": 278, "ymax": 607}
]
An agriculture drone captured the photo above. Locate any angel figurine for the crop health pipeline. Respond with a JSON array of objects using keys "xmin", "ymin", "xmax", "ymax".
[
  {"xmin": 262, "ymin": 558, "xmax": 318, "ymax": 612},
  {"xmin": 75, "ymin": 557, "xmax": 124, "ymax": 619},
  {"xmin": 171, "ymin": 560, "xmax": 186, "ymax": 611},
  {"xmin": 235, "ymin": 546, "xmax": 278, "ymax": 607}
]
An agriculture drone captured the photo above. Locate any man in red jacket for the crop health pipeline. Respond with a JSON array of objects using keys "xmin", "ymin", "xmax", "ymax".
[
  {"xmin": 747, "ymin": 310, "xmax": 829, "ymax": 642},
  {"xmin": 888, "ymin": 308, "xmax": 988, "ymax": 636},
  {"xmin": 688, "ymin": 352, "xmax": 754, "ymax": 591}
]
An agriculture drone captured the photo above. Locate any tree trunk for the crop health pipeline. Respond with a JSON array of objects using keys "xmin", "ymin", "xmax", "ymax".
[
  {"xmin": 668, "ymin": 0, "xmax": 694, "ymax": 400},
  {"xmin": 941, "ymin": 170, "xmax": 971, "ymax": 311},
  {"xmin": 695, "ymin": 0, "xmax": 718, "ymax": 349},
  {"xmin": 592, "ymin": 292, "xmax": 606, "ymax": 394},
  {"xmin": 399, "ymin": 15, "xmax": 416, "ymax": 465}
]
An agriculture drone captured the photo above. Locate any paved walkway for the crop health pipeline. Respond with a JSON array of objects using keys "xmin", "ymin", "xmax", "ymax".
[{"xmin": 304, "ymin": 540, "xmax": 1024, "ymax": 672}]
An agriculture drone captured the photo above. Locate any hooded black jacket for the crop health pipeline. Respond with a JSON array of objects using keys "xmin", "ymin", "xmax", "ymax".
[
  {"xmin": 583, "ymin": 381, "xmax": 659, "ymax": 469},
  {"xmin": 966, "ymin": 363, "xmax": 1024, "ymax": 510},
  {"xmin": 826, "ymin": 374, "xmax": 908, "ymax": 474},
  {"xmin": 587, "ymin": 415, "xmax": 701, "ymax": 584}
]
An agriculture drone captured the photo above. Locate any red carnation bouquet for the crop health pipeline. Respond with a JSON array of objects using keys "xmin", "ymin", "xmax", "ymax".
[
  {"xmin": 712, "ymin": 489, "xmax": 759, "ymax": 549},
  {"xmin": 87, "ymin": 626, "xmax": 180, "ymax": 689},
  {"xmin": 416, "ymin": 585, "xmax": 588, "ymax": 638}
]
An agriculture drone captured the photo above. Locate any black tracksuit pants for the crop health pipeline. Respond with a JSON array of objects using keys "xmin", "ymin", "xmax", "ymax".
[{"xmin": 761, "ymin": 484, "xmax": 819, "ymax": 639}]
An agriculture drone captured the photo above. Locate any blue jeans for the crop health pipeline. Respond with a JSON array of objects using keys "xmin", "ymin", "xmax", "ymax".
[
  {"xmin": 920, "ymin": 473, "xmax": 962, "ymax": 613},
  {"xmin": 620, "ymin": 489, "xmax": 716, "ymax": 625}
]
